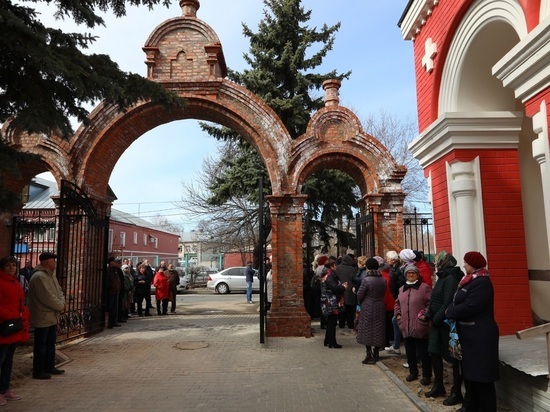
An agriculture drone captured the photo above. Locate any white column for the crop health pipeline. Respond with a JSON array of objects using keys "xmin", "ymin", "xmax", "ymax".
[
  {"xmin": 532, "ymin": 100, "xmax": 550, "ymax": 252},
  {"xmin": 447, "ymin": 158, "xmax": 486, "ymax": 262}
]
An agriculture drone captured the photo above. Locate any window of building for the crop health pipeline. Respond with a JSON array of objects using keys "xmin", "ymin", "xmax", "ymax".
[
  {"xmin": 133, "ymin": 232, "xmax": 138, "ymax": 244},
  {"xmin": 120, "ymin": 232, "xmax": 126, "ymax": 247},
  {"xmin": 108, "ymin": 229, "xmax": 113, "ymax": 252},
  {"xmin": 143, "ymin": 234, "xmax": 147, "ymax": 246}
]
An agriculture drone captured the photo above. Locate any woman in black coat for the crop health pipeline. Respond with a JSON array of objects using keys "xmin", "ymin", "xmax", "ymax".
[
  {"xmin": 445, "ymin": 251, "xmax": 499, "ymax": 412},
  {"xmin": 320, "ymin": 258, "xmax": 348, "ymax": 348},
  {"xmin": 425, "ymin": 251, "xmax": 464, "ymax": 405}
]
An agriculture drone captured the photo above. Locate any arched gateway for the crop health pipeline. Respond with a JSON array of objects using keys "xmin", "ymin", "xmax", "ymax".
[{"xmin": 2, "ymin": 0, "xmax": 406, "ymax": 337}]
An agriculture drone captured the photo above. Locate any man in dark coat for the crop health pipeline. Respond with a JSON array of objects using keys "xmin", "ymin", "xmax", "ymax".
[
  {"xmin": 335, "ymin": 254, "xmax": 357, "ymax": 329},
  {"xmin": 142, "ymin": 259, "xmax": 154, "ymax": 310},
  {"xmin": 445, "ymin": 251, "xmax": 499, "ymax": 412},
  {"xmin": 106, "ymin": 257, "xmax": 123, "ymax": 328}
]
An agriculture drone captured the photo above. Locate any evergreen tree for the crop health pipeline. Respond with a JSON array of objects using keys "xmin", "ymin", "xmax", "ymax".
[
  {"xmin": 0, "ymin": 0, "xmax": 183, "ymax": 139},
  {"xmin": 0, "ymin": 0, "xmax": 184, "ymax": 210},
  {"xmin": 199, "ymin": 0, "xmax": 356, "ymax": 258}
]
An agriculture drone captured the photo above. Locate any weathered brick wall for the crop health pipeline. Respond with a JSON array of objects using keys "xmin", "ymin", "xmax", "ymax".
[{"xmin": 267, "ymin": 195, "xmax": 311, "ymax": 337}]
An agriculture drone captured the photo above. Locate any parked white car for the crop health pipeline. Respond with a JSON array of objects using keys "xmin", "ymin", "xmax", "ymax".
[{"xmin": 207, "ymin": 267, "xmax": 260, "ymax": 294}]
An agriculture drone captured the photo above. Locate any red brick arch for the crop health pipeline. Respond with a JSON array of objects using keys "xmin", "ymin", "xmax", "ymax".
[
  {"xmin": 289, "ymin": 105, "xmax": 406, "ymax": 200},
  {"xmin": 71, "ymin": 81, "xmax": 293, "ymax": 201},
  {"xmin": 1, "ymin": 2, "xmax": 407, "ymax": 337}
]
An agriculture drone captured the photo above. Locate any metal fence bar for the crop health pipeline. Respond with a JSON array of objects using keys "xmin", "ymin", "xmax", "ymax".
[{"xmin": 402, "ymin": 208, "xmax": 434, "ymax": 262}]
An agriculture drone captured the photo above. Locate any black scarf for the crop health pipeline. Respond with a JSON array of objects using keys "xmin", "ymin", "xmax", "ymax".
[{"xmin": 402, "ymin": 280, "xmax": 421, "ymax": 291}]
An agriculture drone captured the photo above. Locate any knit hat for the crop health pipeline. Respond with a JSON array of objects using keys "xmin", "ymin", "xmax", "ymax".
[
  {"xmin": 399, "ymin": 249, "xmax": 416, "ymax": 263},
  {"xmin": 463, "ymin": 251, "xmax": 487, "ymax": 269},
  {"xmin": 374, "ymin": 256, "xmax": 389, "ymax": 271},
  {"xmin": 366, "ymin": 258, "xmax": 379, "ymax": 270},
  {"xmin": 404, "ymin": 264, "xmax": 420, "ymax": 275}
]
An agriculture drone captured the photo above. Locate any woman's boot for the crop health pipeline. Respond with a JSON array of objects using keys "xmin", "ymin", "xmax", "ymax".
[
  {"xmin": 425, "ymin": 355, "xmax": 446, "ymax": 398},
  {"xmin": 443, "ymin": 360, "xmax": 464, "ymax": 406},
  {"xmin": 362, "ymin": 346, "xmax": 374, "ymax": 364},
  {"xmin": 373, "ymin": 347, "xmax": 380, "ymax": 362}
]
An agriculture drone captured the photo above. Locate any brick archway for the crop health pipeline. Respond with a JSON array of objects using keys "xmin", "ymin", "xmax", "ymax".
[
  {"xmin": 1, "ymin": 1, "xmax": 406, "ymax": 337},
  {"xmin": 71, "ymin": 82, "xmax": 293, "ymax": 201}
]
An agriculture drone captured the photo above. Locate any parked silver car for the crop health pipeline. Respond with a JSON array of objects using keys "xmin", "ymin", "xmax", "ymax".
[{"xmin": 206, "ymin": 267, "xmax": 260, "ymax": 294}]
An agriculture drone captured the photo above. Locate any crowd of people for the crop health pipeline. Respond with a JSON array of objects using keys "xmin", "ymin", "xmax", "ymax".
[
  {"xmin": 0, "ymin": 253, "xmax": 181, "ymax": 406},
  {"xmin": 0, "ymin": 248, "xmax": 500, "ymax": 410},
  {"xmin": 306, "ymin": 248, "xmax": 500, "ymax": 412},
  {"xmin": 107, "ymin": 258, "xmax": 181, "ymax": 324}
]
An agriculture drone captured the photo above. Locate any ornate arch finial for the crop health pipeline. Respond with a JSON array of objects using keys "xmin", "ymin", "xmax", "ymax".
[
  {"xmin": 323, "ymin": 79, "xmax": 342, "ymax": 107},
  {"xmin": 322, "ymin": 79, "xmax": 341, "ymax": 107},
  {"xmin": 179, "ymin": 0, "xmax": 200, "ymax": 17}
]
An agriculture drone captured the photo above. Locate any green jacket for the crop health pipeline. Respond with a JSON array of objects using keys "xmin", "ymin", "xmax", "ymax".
[{"xmin": 28, "ymin": 264, "xmax": 66, "ymax": 328}]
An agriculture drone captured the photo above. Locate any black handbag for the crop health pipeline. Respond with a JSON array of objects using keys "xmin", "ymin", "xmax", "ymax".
[
  {"xmin": 0, "ymin": 318, "xmax": 23, "ymax": 336},
  {"xmin": 0, "ymin": 299, "xmax": 24, "ymax": 336}
]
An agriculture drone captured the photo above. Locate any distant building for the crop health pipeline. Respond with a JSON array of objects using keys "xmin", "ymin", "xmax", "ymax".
[
  {"xmin": 20, "ymin": 177, "xmax": 179, "ymax": 267},
  {"xmin": 179, "ymin": 231, "xmax": 223, "ymax": 273}
]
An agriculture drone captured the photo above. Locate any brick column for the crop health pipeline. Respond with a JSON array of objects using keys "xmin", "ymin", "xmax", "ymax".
[
  {"xmin": 266, "ymin": 194, "xmax": 311, "ymax": 337},
  {"xmin": 363, "ymin": 193, "xmax": 405, "ymax": 255}
]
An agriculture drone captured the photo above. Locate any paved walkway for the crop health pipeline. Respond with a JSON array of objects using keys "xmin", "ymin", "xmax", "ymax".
[{"xmin": 6, "ymin": 302, "xmax": 427, "ymax": 412}]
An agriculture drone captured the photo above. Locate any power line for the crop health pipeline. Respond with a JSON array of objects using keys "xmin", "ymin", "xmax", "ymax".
[{"xmin": 114, "ymin": 200, "xmax": 180, "ymax": 205}]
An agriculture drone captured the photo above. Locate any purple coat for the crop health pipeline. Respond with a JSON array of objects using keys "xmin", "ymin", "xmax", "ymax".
[
  {"xmin": 355, "ymin": 271, "xmax": 386, "ymax": 347},
  {"xmin": 394, "ymin": 280, "xmax": 431, "ymax": 339}
]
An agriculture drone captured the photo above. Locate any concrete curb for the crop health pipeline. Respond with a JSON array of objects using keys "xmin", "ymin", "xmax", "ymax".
[{"xmin": 378, "ymin": 361, "xmax": 433, "ymax": 412}]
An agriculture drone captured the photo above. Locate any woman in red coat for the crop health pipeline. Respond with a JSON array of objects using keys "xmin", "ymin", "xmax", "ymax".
[
  {"xmin": 0, "ymin": 256, "xmax": 31, "ymax": 404},
  {"xmin": 153, "ymin": 269, "xmax": 170, "ymax": 315}
]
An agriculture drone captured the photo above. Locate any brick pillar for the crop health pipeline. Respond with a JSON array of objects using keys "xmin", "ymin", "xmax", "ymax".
[
  {"xmin": 364, "ymin": 193, "xmax": 405, "ymax": 255},
  {"xmin": 266, "ymin": 194, "xmax": 311, "ymax": 337}
]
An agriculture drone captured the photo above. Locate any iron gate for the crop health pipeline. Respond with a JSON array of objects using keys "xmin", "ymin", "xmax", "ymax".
[
  {"xmin": 56, "ymin": 180, "xmax": 109, "ymax": 341},
  {"xmin": 12, "ymin": 180, "xmax": 109, "ymax": 342},
  {"xmin": 355, "ymin": 211, "xmax": 375, "ymax": 257}
]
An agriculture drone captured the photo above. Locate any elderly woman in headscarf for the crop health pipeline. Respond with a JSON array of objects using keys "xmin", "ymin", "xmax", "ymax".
[
  {"xmin": 424, "ymin": 251, "xmax": 464, "ymax": 405},
  {"xmin": 446, "ymin": 252, "xmax": 499, "ymax": 412}
]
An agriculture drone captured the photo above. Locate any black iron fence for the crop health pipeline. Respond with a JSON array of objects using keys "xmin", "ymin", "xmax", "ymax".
[
  {"xmin": 11, "ymin": 180, "xmax": 109, "ymax": 343},
  {"xmin": 354, "ymin": 208, "xmax": 434, "ymax": 262},
  {"xmin": 402, "ymin": 208, "xmax": 434, "ymax": 262}
]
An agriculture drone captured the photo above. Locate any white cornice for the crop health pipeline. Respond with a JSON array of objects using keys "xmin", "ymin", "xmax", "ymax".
[
  {"xmin": 408, "ymin": 112, "xmax": 523, "ymax": 168},
  {"xmin": 400, "ymin": 0, "xmax": 439, "ymax": 41},
  {"xmin": 493, "ymin": 16, "xmax": 550, "ymax": 103}
]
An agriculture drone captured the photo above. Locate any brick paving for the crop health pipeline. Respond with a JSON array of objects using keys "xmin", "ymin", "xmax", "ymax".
[{"xmin": 6, "ymin": 311, "xmax": 426, "ymax": 412}]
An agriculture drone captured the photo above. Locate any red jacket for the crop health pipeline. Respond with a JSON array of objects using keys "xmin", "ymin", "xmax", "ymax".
[
  {"xmin": 153, "ymin": 272, "xmax": 170, "ymax": 300},
  {"xmin": 415, "ymin": 260, "xmax": 433, "ymax": 288},
  {"xmin": 380, "ymin": 269, "xmax": 395, "ymax": 311},
  {"xmin": 0, "ymin": 270, "xmax": 31, "ymax": 344}
]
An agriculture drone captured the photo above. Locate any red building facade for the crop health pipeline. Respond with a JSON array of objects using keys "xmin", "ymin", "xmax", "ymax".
[{"xmin": 401, "ymin": 0, "xmax": 550, "ymax": 334}]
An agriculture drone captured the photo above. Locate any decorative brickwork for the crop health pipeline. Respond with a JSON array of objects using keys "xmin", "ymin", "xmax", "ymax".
[{"xmin": 1, "ymin": 2, "xmax": 406, "ymax": 337}]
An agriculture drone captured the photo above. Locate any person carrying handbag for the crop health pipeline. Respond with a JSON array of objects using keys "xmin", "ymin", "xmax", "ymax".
[
  {"xmin": 320, "ymin": 257, "xmax": 348, "ymax": 349},
  {"xmin": 0, "ymin": 256, "xmax": 31, "ymax": 404}
]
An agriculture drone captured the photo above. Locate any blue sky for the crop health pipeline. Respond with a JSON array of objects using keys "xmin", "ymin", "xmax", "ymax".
[{"xmin": 40, "ymin": 1, "xmax": 417, "ymax": 231}]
